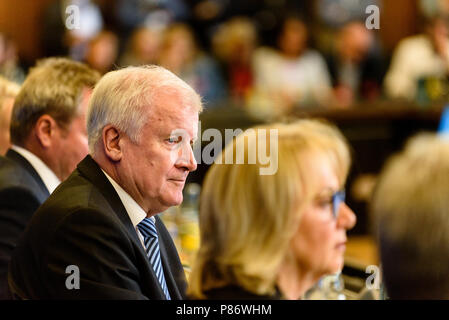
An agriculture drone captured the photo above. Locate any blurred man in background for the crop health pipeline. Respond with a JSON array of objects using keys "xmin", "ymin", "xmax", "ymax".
[
  {"xmin": 0, "ymin": 58, "xmax": 99, "ymax": 299},
  {"xmin": 326, "ymin": 21, "xmax": 385, "ymax": 107},
  {"xmin": 371, "ymin": 133, "xmax": 449, "ymax": 299},
  {"xmin": 384, "ymin": 15, "xmax": 449, "ymax": 101}
]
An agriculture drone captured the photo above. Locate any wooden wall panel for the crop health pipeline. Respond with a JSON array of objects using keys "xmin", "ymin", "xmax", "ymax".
[{"xmin": 0, "ymin": 0, "xmax": 55, "ymax": 64}]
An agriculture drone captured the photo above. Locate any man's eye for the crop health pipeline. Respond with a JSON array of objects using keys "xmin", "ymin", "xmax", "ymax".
[{"xmin": 167, "ymin": 136, "xmax": 181, "ymax": 144}]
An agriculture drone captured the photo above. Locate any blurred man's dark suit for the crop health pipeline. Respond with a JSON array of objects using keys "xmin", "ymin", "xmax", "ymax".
[
  {"xmin": 0, "ymin": 149, "xmax": 50, "ymax": 299},
  {"xmin": 8, "ymin": 155, "xmax": 187, "ymax": 299}
]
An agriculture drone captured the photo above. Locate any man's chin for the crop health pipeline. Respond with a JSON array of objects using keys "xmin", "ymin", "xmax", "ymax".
[{"xmin": 163, "ymin": 193, "xmax": 184, "ymax": 208}]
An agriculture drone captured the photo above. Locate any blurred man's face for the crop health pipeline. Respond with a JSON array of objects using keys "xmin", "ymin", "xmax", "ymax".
[
  {"xmin": 119, "ymin": 90, "xmax": 199, "ymax": 215},
  {"xmin": 53, "ymin": 89, "xmax": 91, "ymax": 180},
  {"xmin": 279, "ymin": 19, "xmax": 308, "ymax": 58},
  {"xmin": 429, "ymin": 18, "xmax": 449, "ymax": 49},
  {"xmin": 340, "ymin": 23, "xmax": 373, "ymax": 63}
]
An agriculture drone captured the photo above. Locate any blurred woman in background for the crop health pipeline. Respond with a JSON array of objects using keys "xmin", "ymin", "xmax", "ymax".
[
  {"xmin": 119, "ymin": 26, "xmax": 163, "ymax": 67},
  {"xmin": 248, "ymin": 17, "xmax": 332, "ymax": 119},
  {"xmin": 188, "ymin": 119, "xmax": 356, "ymax": 299},
  {"xmin": 212, "ymin": 17, "xmax": 258, "ymax": 104},
  {"xmin": 84, "ymin": 30, "xmax": 119, "ymax": 74},
  {"xmin": 158, "ymin": 23, "xmax": 226, "ymax": 107}
]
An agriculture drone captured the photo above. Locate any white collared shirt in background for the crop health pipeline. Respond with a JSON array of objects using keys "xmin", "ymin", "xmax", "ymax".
[
  {"xmin": 102, "ymin": 169, "xmax": 153, "ymax": 250},
  {"xmin": 11, "ymin": 145, "xmax": 61, "ymax": 194},
  {"xmin": 384, "ymin": 34, "xmax": 449, "ymax": 100}
]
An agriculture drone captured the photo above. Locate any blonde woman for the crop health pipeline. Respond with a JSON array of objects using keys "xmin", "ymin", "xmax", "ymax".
[{"xmin": 188, "ymin": 119, "xmax": 356, "ymax": 299}]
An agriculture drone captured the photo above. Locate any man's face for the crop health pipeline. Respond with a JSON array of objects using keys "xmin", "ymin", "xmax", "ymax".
[
  {"xmin": 53, "ymin": 89, "xmax": 91, "ymax": 180},
  {"xmin": 119, "ymin": 90, "xmax": 199, "ymax": 215}
]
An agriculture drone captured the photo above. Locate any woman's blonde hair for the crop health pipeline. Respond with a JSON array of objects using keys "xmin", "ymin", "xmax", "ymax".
[{"xmin": 188, "ymin": 119, "xmax": 351, "ymax": 298}]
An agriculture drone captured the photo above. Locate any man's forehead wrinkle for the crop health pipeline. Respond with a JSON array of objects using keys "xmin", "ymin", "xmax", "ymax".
[
  {"xmin": 143, "ymin": 90, "xmax": 198, "ymax": 139},
  {"xmin": 146, "ymin": 111, "xmax": 194, "ymax": 138}
]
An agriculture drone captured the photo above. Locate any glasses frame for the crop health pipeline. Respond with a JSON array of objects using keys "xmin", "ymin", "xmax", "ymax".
[{"xmin": 331, "ymin": 189, "xmax": 346, "ymax": 219}]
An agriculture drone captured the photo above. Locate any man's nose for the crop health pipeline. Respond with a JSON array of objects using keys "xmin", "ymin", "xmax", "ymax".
[{"xmin": 176, "ymin": 143, "xmax": 197, "ymax": 172}]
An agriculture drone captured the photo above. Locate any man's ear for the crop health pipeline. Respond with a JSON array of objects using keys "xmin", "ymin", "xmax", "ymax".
[
  {"xmin": 34, "ymin": 115, "xmax": 58, "ymax": 148},
  {"xmin": 102, "ymin": 124, "xmax": 122, "ymax": 162}
]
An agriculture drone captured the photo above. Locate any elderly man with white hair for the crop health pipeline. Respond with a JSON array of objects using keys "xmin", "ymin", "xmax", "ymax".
[
  {"xmin": 371, "ymin": 133, "xmax": 449, "ymax": 299},
  {"xmin": 8, "ymin": 65, "xmax": 202, "ymax": 299}
]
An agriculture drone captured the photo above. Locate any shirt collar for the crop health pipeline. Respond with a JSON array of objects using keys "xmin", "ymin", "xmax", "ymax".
[
  {"xmin": 101, "ymin": 169, "xmax": 150, "ymax": 227},
  {"xmin": 11, "ymin": 145, "xmax": 61, "ymax": 194}
]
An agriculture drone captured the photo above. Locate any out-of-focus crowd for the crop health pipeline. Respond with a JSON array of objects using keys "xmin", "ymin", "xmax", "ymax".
[{"xmin": 2, "ymin": 0, "xmax": 449, "ymax": 120}]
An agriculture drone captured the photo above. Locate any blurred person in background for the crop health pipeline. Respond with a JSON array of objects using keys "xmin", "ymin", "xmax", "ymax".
[
  {"xmin": 249, "ymin": 16, "xmax": 332, "ymax": 119},
  {"xmin": 325, "ymin": 21, "xmax": 385, "ymax": 108},
  {"xmin": 0, "ymin": 76, "xmax": 20, "ymax": 155},
  {"xmin": 113, "ymin": 0, "xmax": 190, "ymax": 37},
  {"xmin": 0, "ymin": 33, "xmax": 25, "ymax": 84},
  {"xmin": 158, "ymin": 23, "xmax": 226, "ymax": 108},
  {"xmin": 43, "ymin": 0, "xmax": 105, "ymax": 62},
  {"xmin": 0, "ymin": 58, "xmax": 100, "ymax": 300},
  {"xmin": 384, "ymin": 15, "xmax": 449, "ymax": 101},
  {"xmin": 64, "ymin": 0, "xmax": 104, "ymax": 61},
  {"xmin": 212, "ymin": 17, "xmax": 257, "ymax": 104},
  {"xmin": 188, "ymin": 119, "xmax": 356, "ymax": 299},
  {"xmin": 119, "ymin": 26, "xmax": 163, "ymax": 67},
  {"xmin": 84, "ymin": 30, "xmax": 119, "ymax": 74},
  {"xmin": 371, "ymin": 133, "xmax": 449, "ymax": 299}
]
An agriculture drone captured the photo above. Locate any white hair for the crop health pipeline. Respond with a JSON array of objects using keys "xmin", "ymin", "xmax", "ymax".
[{"xmin": 87, "ymin": 65, "xmax": 202, "ymax": 154}]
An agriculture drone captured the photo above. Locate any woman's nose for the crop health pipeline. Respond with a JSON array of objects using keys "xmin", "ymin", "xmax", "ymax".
[{"xmin": 337, "ymin": 202, "xmax": 357, "ymax": 230}]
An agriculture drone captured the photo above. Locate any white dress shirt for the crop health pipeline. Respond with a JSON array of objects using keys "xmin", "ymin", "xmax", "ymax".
[
  {"xmin": 101, "ymin": 169, "xmax": 152, "ymax": 249},
  {"xmin": 251, "ymin": 47, "xmax": 332, "ymax": 109},
  {"xmin": 11, "ymin": 145, "xmax": 61, "ymax": 194},
  {"xmin": 384, "ymin": 34, "xmax": 449, "ymax": 100}
]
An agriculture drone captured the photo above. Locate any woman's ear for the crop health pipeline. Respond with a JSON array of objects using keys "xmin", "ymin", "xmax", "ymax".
[{"xmin": 102, "ymin": 124, "xmax": 122, "ymax": 162}]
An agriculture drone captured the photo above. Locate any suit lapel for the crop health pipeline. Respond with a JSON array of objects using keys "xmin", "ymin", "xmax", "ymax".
[
  {"xmin": 76, "ymin": 155, "xmax": 142, "ymax": 245},
  {"xmin": 5, "ymin": 148, "xmax": 50, "ymax": 201},
  {"xmin": 76, "ymin": 155, "xmax": 167, "ymax": 298}
]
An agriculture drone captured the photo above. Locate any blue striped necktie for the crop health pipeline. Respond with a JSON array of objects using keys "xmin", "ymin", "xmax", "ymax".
[{"xmin": 137, "ymin": 217, "xmax": 171, "ymax": 300}]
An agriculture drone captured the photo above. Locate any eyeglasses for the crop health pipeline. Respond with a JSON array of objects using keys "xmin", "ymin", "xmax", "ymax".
[{"xmin": 331, "ymin": 189, "xmax": 346, "ymax": 219}]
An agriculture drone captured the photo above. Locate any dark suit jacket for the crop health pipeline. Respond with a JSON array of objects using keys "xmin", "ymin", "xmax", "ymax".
[
  {"xmin": 0, "ymin": 149, "xmax": 50, "ymax": 299},
  {"xmin": 325, "ymin": 52, "xmax": 386, "ymax": 100},
  {"xmin": 8, "ymin": 155, "xmax": 187, "ymax": 299}
]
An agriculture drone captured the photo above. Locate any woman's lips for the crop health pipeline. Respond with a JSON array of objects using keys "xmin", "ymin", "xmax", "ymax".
[{"xmin": 336, "ymin": 242, "xmax": 347, "ymax": 251}]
